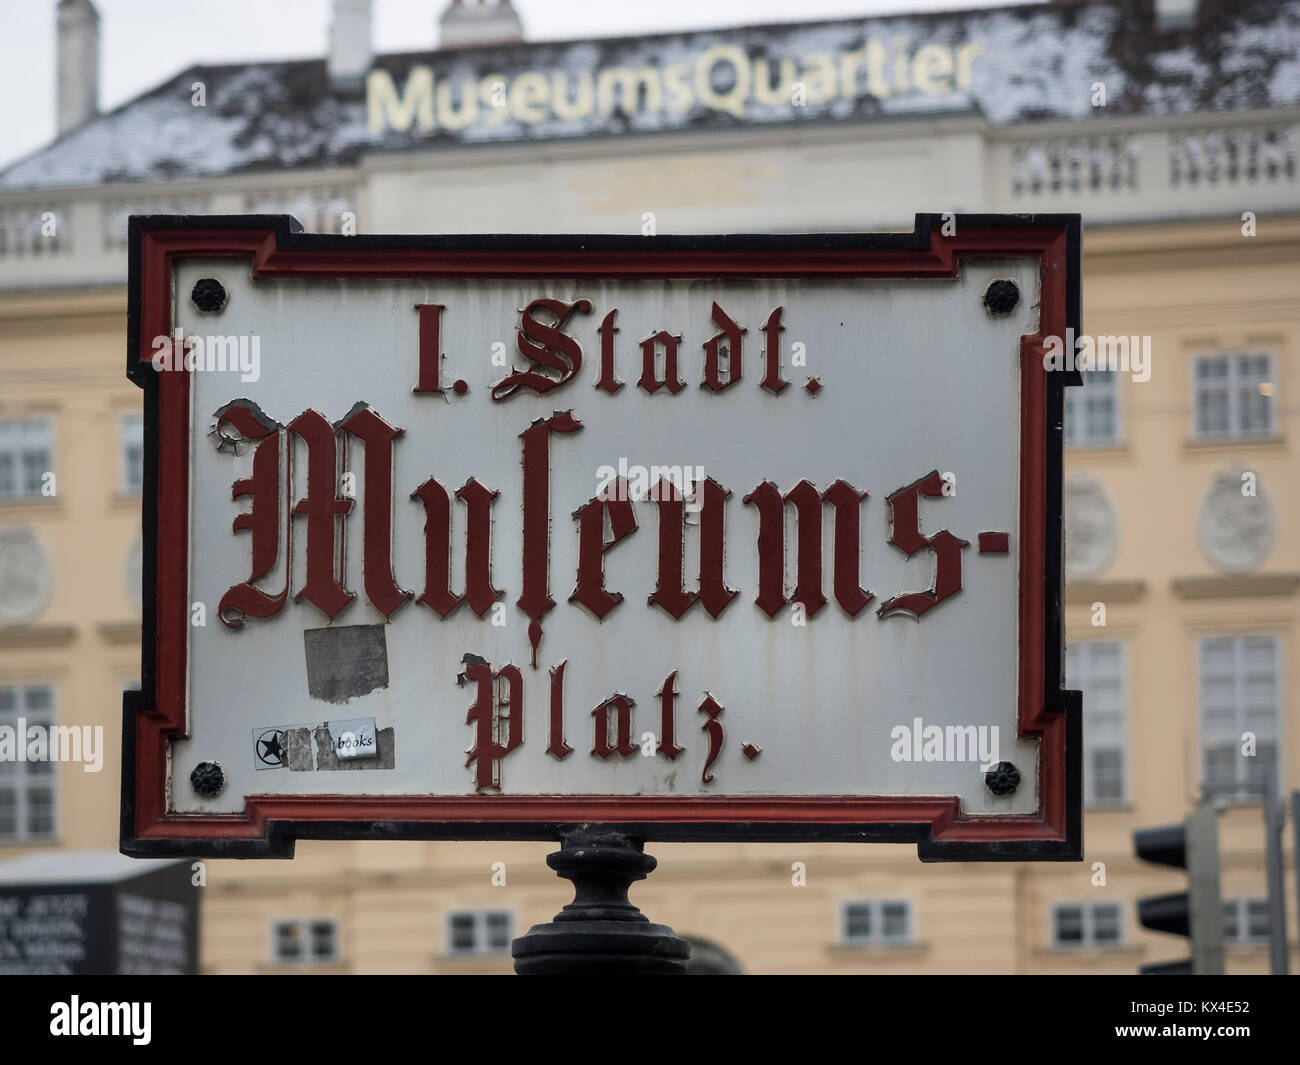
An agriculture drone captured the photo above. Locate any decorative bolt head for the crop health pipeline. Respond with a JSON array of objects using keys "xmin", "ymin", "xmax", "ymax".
[
  {"xmin": 190, "ymin": 760, "xmax": 226, "ymax": 797},
  {"xmin": 983, "ymin": 279, "xmax": 1020, "ymax": 317},
  {"xmin": 985, "ymin": 760, "xmax": 1021, "ymax": 796},
  {"xmin": 191, "ymin": 278, "xmax": 228, "ymax": 314}
]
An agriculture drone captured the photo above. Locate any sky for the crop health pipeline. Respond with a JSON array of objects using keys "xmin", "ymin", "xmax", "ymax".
[{"xmin": 0, "ymin": 0, "xmax": 1029, "ymax": 169}]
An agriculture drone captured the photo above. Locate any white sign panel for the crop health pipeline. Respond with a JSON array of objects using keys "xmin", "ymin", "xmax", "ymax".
[{"xmin": 123, "ymin": 215, "xmax": 1080, "ymax": 859}]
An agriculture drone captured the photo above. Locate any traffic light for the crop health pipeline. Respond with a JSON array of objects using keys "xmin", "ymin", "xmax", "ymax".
[{"xmin": 1132, "ymin": 804, "xmax": 1225, "ymax": 974}]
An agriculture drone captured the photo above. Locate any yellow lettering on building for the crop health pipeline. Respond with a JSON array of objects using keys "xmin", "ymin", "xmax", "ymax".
[
  {"xmin": 865, "ymin": 39, "xmax": 891, "ymax": 99},
  {"xmin": 663, "ymin": 63, "xmax": 694, "ymax": 114},
  {"xmin": 366, "ymin": 66, "xmax": 434, "ymax": 134},
  {"xmin": 839, "ymin": 48, "xmax": 868, "ymax": 100},
  {"xmin": 955, "ymin": 42, "xmax": 983, "ymax": 91},
  {"xmin": 478, "ymin": 74, "xmax": 509, "ymax": 125},
  {"xmin": 892, "ymin": 36, "xmax": 911, "ymax": 93},
  {"xmin": 437, "ymin": 78, "xmax": 479, "ymax": 131},
  {"xmin": 753, "ymin": 57, "xmax": 798, "ymax": 106},
  {"xmin": 363, "ymin": 40, "xmax": 984, "ymax": 133},
  {"xmin": 912, "ymin": 44, "xmax": 954, "ymax": 94},
  {"xmin": 799, "ymin": 53, "xmax": 838, "ymax": 105},
  {"xmin": 597, "ymin": 66, "xmax": 662, "ymax": 117},
  {"xmin": 552, "ymin": 70, "xmax": 594, "ymax": 120},
  {"xmin": 695, "ymin": 44, "xmax": 750, "ymax": 118},
  {"xmin": 510, "ymin": 71, "xmax": 551, "ymax": 123}
]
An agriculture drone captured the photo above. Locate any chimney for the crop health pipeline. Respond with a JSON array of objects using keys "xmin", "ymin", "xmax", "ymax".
[
  {"xmin": 56, "ymin": 0, "xmax": 100, "ymax": 135},
  {"xmin": 1154, "ymin": 0, "xmax": 1198, "ymax": 31},
  {"xmin": 439, "ymin": 0, "xmax": 524, "ymax": 50},
  {"xmin": 328, "ymin": 0, "xmax": 373, "ymax": 90}
]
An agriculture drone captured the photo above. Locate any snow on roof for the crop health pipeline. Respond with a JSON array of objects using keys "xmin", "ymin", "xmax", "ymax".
[
  {"xmin": 0, "ymin": 850, "xmax": 185, "ymax": 886},
  {"xmin": 2, "ymin": 0, "xmax": 1297, "ymax": 192}
]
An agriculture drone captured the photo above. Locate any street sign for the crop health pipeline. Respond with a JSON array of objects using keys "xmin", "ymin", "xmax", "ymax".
[{"xmin": 122, "ymin": 214, "xmax": 1081, "ymax": 860}]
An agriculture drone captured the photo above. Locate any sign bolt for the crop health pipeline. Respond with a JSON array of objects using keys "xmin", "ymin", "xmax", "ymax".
[
  {"xmin": 190, "ymin": 760, "xmax": 226, "ymax": 797},
  {"xmin": 191, "ymin": 277, "xmax": 228, "ymax": 314},
  {"xmin": 983, "ymin": 279, "xmax": 1019, "ymax": 316},
  {"xmin": 984, "ymin": 760, "xmax": 1021, "ymax": 796}
]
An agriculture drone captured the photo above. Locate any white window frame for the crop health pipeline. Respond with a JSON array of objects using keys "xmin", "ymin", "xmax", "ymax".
[
  {"xmin": 1064, "ymin": 368, "xmax": 1122, "ymax": 447},
  {"xmin": 269, "ymin": 917, "xmax": 339, "ymax": 964},
  {"xmin": 119, "ymin": 411, "xmax": 144, "ymax": 495},
  {"xmin": 1222, "ymin": 897, "xmax": 1269, "ymax": 945},
  {"xmin": 1050, "ymin": 901, "xmax": 1124, "ymax": 949},
  {"xmin": 1199, "ymin": 634, "xmax": 1283, "ymax": 803},
  {"xmin": 0, "ymin": 683, "xmax": 58, "ymax": 842},
  {"xmin": 1191, "ymin": 351, "xmax": 1276, "ymax": 441},
  {"xmin": 0, "ymin": 417, "xmax": 55, "ymax": 503},
  {"xmin": 445, "ymin": 909, "xmax": 514, "ymax": 956},
  {"xmin": 839, "ymin": 899, "xmax": 914, "ymax": 946},
  {"xmin": 1066, "ymin": 640, "xmax": 1129, "ymax": 806}
]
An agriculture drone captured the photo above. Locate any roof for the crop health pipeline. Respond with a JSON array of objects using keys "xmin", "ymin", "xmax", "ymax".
[
  {"xmin": 0, "ymin": 850, "xmax": 186, "ymax": 886},
  {"xmin": 3, "ymin": 0, "xmax": 1298, "ymax": 192}
]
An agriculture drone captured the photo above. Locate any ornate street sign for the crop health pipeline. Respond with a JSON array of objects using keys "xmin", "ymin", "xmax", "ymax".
[{"xmin": 122, "ymin": 214, "xmax": 1081, "ymax": 859}]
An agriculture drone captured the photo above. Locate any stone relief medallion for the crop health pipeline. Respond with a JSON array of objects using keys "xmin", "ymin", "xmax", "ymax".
[
  {"xmin": 1063, "ymin": 473, "xmax": 1117, "ymax": 581},
  {"xmin": 1199, "ymin": 469, "xmax": 1272, "ymax": 573},
  {"xmin": 126, "ymin": 529, "xmax": 143, "ymax": 616},
  {"xmin": 0, "ymin": 526, "xmax": 52, "ymax": 624}
]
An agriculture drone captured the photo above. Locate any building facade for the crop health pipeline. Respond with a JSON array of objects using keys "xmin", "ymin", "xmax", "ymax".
[{"xmin": 0, "ymin": 0, "xmax": 1297, "ymax": 973}]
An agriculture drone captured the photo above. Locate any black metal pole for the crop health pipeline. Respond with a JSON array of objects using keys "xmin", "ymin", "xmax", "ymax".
[
  {"xmin": 1292, "ymin": 790, "xmax": 1300, "ymax": 973},
  {"xmin": 1264, "ymin": 770, "xmax": 1289, "ymax": 974},
  {"xmin": 512, "ymin": 826, "xmax": 690, "ymax": 974}
]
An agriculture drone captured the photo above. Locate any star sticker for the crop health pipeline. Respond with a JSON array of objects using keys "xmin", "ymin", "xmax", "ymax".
[{"xmin": 257, "ymin": 730, "xmax": 286, "ymax": 766}]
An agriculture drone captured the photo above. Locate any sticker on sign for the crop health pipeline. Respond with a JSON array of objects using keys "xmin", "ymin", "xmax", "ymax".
[{"xmin": 121, "ymin": 214, "xmax": 1082, "ymax": 860}]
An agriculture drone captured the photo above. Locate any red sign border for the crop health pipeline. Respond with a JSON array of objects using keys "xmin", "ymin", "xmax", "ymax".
[{"xmin": 122, "ymin": 213, "xmax": 1082, "ymax": 860}]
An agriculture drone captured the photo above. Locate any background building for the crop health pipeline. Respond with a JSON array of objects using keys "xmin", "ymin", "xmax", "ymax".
[{"xmin": 0, "ymin": 0, "xmax": 1297, "ymax": 973}]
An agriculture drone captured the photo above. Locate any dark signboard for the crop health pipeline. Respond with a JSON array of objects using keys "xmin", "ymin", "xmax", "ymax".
[{"xmin": 0, "ymin": 852, "xmax": 198, "ymax": 975}]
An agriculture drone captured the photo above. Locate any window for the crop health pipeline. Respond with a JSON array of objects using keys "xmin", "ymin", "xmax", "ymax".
[
  {"xmin": 1064, "ymin": 368, "xmax": 1120, "ymax": 446},
  {"xmin": 1193, "ymin": 352, "xmax": 1275, "ymax": 440},
  {"xmin": 1200, "ymin": 635, "xmax": 1281, "ymax": 801},
  {"xmin": 446, "ymin": 910, "xmax": 512, "ymax": 956},
  {"xmin": 1052, "ymin": 902, "xmax": 1122, "ymax": 948},
  {"xmin": 0, "ymin": 685, "xmax": 56, "ymax": 841},
  {"xmin": 271, "ymin": 918, "xmax": 338, "ymax": 963},
  {"xmin": 1066, "ymin": 641, "xmax": 1128, "ymax": 805},
  {"xmin": 840, "ymin": 900, "xmax": 912, "ymax": 946},
  {"xmin": 120, "ymin": 413, "xmax": 144, "ymax": 495},
  {"xmin": 1222, "ymin": 898, "xmax": 1269, "ymax": 945},
  {"xmin": 0, "ymin": 418, "xmax": 53, "ymax": 502}
]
